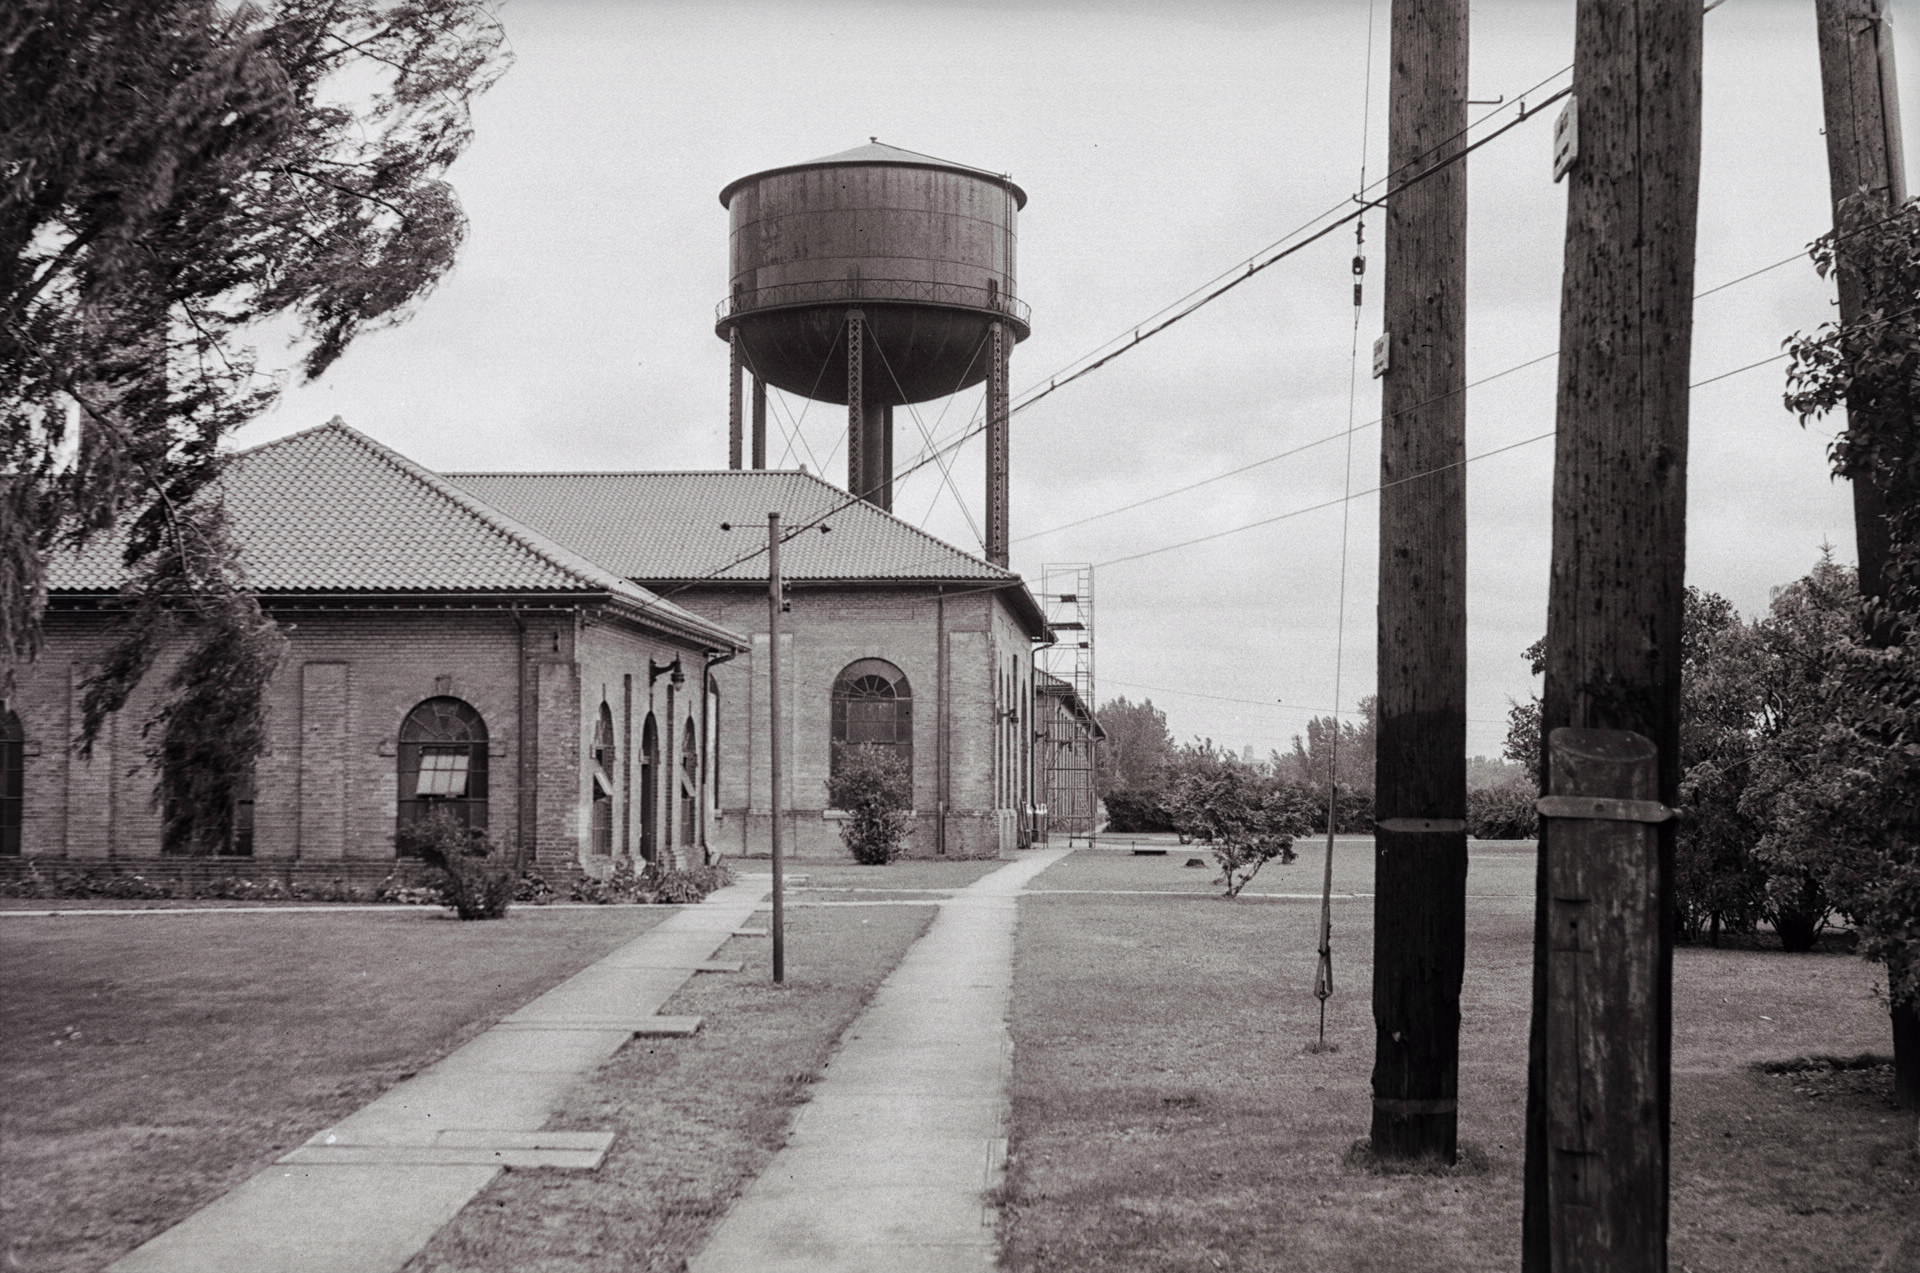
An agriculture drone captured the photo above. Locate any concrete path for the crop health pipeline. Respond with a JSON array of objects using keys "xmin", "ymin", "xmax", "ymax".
[
  {"xmin": 107, "ymin": 878, "xmax": 770, "ymax": 1273},
  {"xmin": 691, "ymin": 848, "xmax": 1071, "ymax": 1273}
]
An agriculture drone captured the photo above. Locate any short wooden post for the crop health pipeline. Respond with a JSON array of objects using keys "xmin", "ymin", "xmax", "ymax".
[{"xmin": 1538, "ymin": 727, "xmax": 1670, "ymax": 1272}]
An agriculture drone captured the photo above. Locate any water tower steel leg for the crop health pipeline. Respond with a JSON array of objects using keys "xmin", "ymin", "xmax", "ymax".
[
  {"xmin": 987, "ymin": 319, "xmax": 1010, "ymax": 567},
  {"xmin": 883, "ymin": 404, "xmax": 894, "ymax": 510},
  {"xmin": 728, "ymin": 330, "xmax": 744, "ymax": 470},
  {"xmin": 751, "ymin": 377, "xmax": 767, "ymax": 469},
  {"xmin": 846, "ymin": 310, "xmax": 866, "ymax": 501},
  {"xmin": 860, "ymin": 403, "xmax": 891, "ymax": 512}
]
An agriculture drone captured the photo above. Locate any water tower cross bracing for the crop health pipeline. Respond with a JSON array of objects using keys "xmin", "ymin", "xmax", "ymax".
[{"xmin": 715, "ymin": 140, "xmax": 1030, "ymax": 566}]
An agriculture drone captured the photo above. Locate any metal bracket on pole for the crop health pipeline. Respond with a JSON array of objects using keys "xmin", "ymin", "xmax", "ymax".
[{"xmin": 1536, "ymin": 795, "xmax": 1675, "ymax": 824}]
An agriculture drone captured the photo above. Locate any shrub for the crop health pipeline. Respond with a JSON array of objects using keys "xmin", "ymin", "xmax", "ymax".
[
  {"xmin": 825, "ymin": 743, "xmax": 913, "ymax": 865},
  {"xmin": 373, "ymin": 872, "xmax": 443, "ymax": 906},
  {"xmin": 567, "ymin": 858, "xmax": 734, "ymax": 905},
  {"xmin": 1467, "ymin": 783, "xmax": 1539, "ymax": 840},
  {"xmin": 1103, "ymin": 788, "xmax": 1177, "ymax": 833},
  {"xmin": 1164, "ymin": 750, "xmax": 1306, "ymax": 897},
  {"xmin": 514, "ymin": 869, "xmax": 555, "ymax": 904},
  {"xmin": 657, "ymin": 863, "xmax": 733, "ymax": 904},
  {"xmin": 398, "ymin": 809, "xmax": 514, "ymax": 920}
]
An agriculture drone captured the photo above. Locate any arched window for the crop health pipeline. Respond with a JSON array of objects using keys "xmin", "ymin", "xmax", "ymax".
[
  {"xmin": 832, "ymin": 659, "xmax": 912, "ymax": 776},
  {"xmin": 679, "ymin": 719, "xmax": 698, "ymax": 845},
  {"xmin": 397, "ymin": 697, "xmax": 489, "ymax": 849},
  {"xmin": 0, "ymin": 708, "xmax": 22, "ymax": 857},
  {"xmin": 591, "ymin": 703, "xmax": 615, "ymax": 857},
  {"xmin": 639, "ymin": 713, "xmax": 659, "ymax": 863}
]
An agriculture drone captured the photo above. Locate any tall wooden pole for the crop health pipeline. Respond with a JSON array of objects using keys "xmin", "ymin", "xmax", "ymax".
[
  {"xmin": 1521, "ymin": 2, "xmax": 1701, "ymax": 1268},
  {"xmin": 767, "ymin": 512, "xmax": 786, "ymax": 984},
  {"xmin": 1372, "ymin": 0, "xmax": 1470, "ymax": 1165},
  {"xmin": 1814, "ymin": 0, "xmax": 1917, "ymax": 1114},
  {"xmin": 1816, "ymin": 0, "xmax": 1907, "ymax": 629}
]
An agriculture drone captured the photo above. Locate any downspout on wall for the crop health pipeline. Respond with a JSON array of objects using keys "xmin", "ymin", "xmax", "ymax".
[
  {"xmin": 936, "ymin": 587, "xmax": 948, "ymax": 856},
  {"xmin": 700, "ymin": 647, "xmax": 738, "ymax": 860},
  {"xmin": 510, "ymin": 608, "xmax": 533, "ymax": 872}
]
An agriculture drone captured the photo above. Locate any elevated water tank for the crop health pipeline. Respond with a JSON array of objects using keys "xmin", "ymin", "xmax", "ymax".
[{"xmin": 715, "ymin": 140, "xmax": 1030, "ymax": 406}]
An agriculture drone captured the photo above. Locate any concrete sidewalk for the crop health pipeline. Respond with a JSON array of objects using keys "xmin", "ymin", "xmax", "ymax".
[
  {"xmin": 108, "ymin": 878, "xmax": 770, "ymax": 1273},
  {"xmin": 691, "ymin": 848, "xmax": 1070, "ymax": 1273}
]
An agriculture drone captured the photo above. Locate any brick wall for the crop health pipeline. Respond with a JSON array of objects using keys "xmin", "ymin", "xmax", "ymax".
[
  {"xmin": 572, "ymin": 618, "xmax": 719, "ymax": 874},
  {"xmin": 4, "ymin": 603, "xmax": 721, "ymax": 878},
  {"xmin": 678, "ymin": 583, "xmax": 1037, "ymax": 860}
]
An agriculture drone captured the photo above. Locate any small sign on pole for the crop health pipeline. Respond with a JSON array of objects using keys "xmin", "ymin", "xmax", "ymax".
[
  {"xmin": 1372, "ymin": 332, "xmax": 1391, "ymax": 379},
  {"xmin": 1553, "ymin": 96, "xmax": 1579, "ymax": 182}
]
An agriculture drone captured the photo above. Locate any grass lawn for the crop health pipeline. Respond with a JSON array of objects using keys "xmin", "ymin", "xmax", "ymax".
[
  {"xmin": 0, "ymin": 905, "xmax": 677, "ymax": 1273},
  {"xmin": 1000, "ymin": 841, "xmax": 1917, "ymax": 1273},
  {"xmin": 403, "ymin": 903, "xmax": 937, "ymax": 1273}
]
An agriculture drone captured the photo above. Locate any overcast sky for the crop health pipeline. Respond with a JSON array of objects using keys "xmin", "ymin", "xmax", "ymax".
[{"xmin": 257, "ymin": 0, "xmax": 1920, "ymax": 763}]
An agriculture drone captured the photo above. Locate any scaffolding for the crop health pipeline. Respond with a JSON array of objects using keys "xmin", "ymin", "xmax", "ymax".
[{"xmin": 1036, "ymin": 564, "xmax": 1099, "ymax": 840}]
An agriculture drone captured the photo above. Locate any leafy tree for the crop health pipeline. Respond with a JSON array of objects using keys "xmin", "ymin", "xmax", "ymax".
[
  {"xmin": 1674, "ymin": 590, "xmax": 1767, "ymax": 943},
  {"xmin": 826, "ymin": 744, "xmax": 913, "ymax": 865},
  {"xmin": 1740, "ymin": 555, "xmax": 1854, "ymax": 950},
  {"xmin": 1278, "ymin": 695, "xmax": 1377, "ymax": 794},
  {"xmin": 1501, "ymin": 638, "xmax": 1547, "ymax": 775},
  {"xmin": 1784, "ymin": 195, "xmax": 1920, "ymax": 1109},
  {"xmin": 1465, "ymin": 754, "xmax": 1530, "ymax": 792},
  {"xmin": 2, "ymin": 0, "xmax": 509, "ymax": 851},
  {"xmin": 1093, "ymin": 696, "xmax": 1174, "ymax": 798},
  {"xmin": 1162, "ymin": 743, "xmax": 1305, "ymax": 897}
]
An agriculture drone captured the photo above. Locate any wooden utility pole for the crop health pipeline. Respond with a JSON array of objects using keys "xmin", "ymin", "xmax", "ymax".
[
  {"xmin": 1372, "ymin": 0, "xmax": 1470, "ymax": 1164},
  {"xmin": 1814, "ymin": 0, "xmax": 1918, "ymax": 1115},
  {"xmin": 1521, "ymin": 2, "xmax": 1702, "ymax": 1269},
  {"xmin": 767, "ymin": 512, "xmax": 786, "ymax": 984},
  {"xmin": 1815, "ymin": 0, "xmax": 1907, "ymax": 628}
]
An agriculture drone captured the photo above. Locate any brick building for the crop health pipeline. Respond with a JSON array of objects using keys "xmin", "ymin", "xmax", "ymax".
[
  {"xmin": 2, "ymin": 422, "xmax": 745, "ymax": 881},
  {"xmin": 448, "ymin": 469, "xmax": 1051, "ymax": 858}
]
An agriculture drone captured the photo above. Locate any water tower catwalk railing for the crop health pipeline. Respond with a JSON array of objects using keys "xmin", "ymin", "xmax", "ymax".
[{"xmin": 715, "ymin": 280, "xmax": 1031, "ymax": 329}]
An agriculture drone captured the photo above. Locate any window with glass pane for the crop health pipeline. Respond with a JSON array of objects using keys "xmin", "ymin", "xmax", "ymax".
[
  {"xmin": 830, "ymin": 659, "xmax": 911, "ymax": 778},
  {"xmin": 397, "ymin": 697, "xmax": 489, "ymax": 848}
]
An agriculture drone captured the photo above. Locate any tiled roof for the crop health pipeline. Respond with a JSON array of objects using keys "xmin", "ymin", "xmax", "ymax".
[
  {"xmin": 446, "ymin": 469, "xmax": 1018, "ymax": 585},
  {"xmin": 46, "ymin": 421, "xmax": 745, "ymax": 649}
]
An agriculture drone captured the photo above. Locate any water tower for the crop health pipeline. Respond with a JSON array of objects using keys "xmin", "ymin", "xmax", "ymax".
[{"xmin": 716, "ymin": 140, "xmax": 1030, "ymax": 566}]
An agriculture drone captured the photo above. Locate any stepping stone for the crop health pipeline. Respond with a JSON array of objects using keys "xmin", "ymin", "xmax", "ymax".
[
  {"xmin": 732, "ymin": 928, "xmax": 769, "ymax": 938},
  {"xmin": 695, "ymin": 959, "xmax": 744, "ymax": 973}
]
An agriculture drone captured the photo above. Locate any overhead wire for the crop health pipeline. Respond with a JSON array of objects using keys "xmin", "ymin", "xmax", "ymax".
[
  {"xmin": 599, "ymin": 70, "xmax": 1854, "ymax": 629},
  {"xmin": 893, "ymin": 63, "xmax": 1578, "ymax": 476},
  {"xmin": 1009, "ymin": 234, "xmax": 1824, "ymax": 547},
  {"xmin": 1314, "ymin": 0, "xmax": 1381, "ymax": 1050}
]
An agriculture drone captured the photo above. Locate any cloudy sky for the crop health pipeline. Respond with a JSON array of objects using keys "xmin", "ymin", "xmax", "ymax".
[{"xmin": 256, "ymin": 0, "xmax": 1920, "ymax": 763}]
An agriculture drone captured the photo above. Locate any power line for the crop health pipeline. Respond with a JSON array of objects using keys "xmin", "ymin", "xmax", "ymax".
[
  {"xmin": 892, "ymin": 82, "xmax": 1577, "ymax": 484},
  {"xmin": 1082, "ymin": 335, "xmax": 1821, "ymax": 571},
  {"xmin": 1011, "ymin": 238, "xmax": 1833, "ymax": 547}
]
